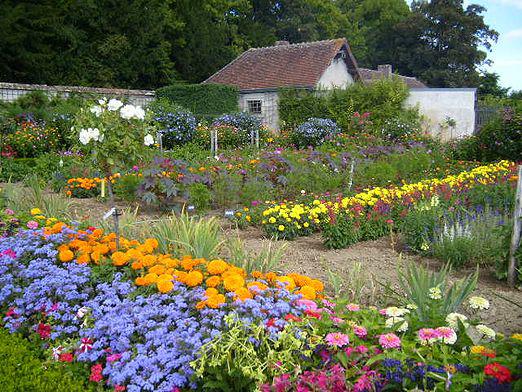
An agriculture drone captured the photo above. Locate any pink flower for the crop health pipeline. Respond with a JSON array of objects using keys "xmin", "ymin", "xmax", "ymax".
[
  {"xmin": 379, "ymin": 308, "xmax": 388, "ymax": 315},
  {"xmin": 27, "ymin": 220, "xmax": 39, "ymax": 229},
  {"xmin": 325, "ymin": 332, "xmax": 350, "ymax": 348},
  {"xmin": 2, "ymin": 249, "xmax": 16, "ymax": 258},
  {"xmin": 330, "ymin": 316, "xmax": 344, "ymax": 325},
  {"xmin": 114, "ymin": 386, "xmax": 126, "ymax": 392},
  {"xmin": 346, "ymin": 303, "xmax": 360, "ymax": 312},
  {"xmin": 418, "ymin": 328, "xmax": 440, "ymax": 345},
  {"xmin": 353, "ymin": 325, "xmax": 367, "ymax": 339},
  {"xmin": 4, "ymin": 208, "xmax": 14, "ymax": 215},
  {"xmin": 344, "ymin": 346, "xmax": 354, "ymax": 357},
  {"xmin": 322, "ymin": 299, "xmax": 335, "ymax": 308},
  {"xmin": 379, "ymin": 333, "xmax": 401, "ymax": 349},
  {"xmin": 355, "ymin": 345, "xmax": 369, "ymax": 354},
  {"xmin": 436, "ymin": 327, "xmax": 457, "ymax": 345},
  {"xmin": 107, "ymin": 353, "xmax": 122, "ymax": 362},
  {"xmin": 297, "ymin": 299, "xmax": 318, "ymax": 311},
  {"xmin": 319, "ymin": 349, "xmax": 331, "ymax": 362}
]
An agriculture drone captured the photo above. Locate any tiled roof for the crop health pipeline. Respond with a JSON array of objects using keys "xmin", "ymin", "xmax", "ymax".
[
  {"xmin": 359, "ymin": 68, "xmax": 426, "ymax": 88},
  {"xmin": 204, "ymin": 38, "xmax": 360, "ymax": 90}
]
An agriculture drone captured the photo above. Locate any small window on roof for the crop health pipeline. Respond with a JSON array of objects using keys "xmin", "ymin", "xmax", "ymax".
[{"xmin": 247, "ymin": 100, "xmax": 262, "ymax": 114}]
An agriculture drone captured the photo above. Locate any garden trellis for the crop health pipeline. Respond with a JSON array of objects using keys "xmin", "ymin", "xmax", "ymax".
[{"xmin": 508, "ymin": 165, "xmax": 522, "ymax": 287}]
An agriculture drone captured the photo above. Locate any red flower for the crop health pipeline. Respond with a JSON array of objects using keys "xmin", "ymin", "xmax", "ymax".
[
  {"xmin": 114, "ymin": 386, "xmax": 126, "ymax": 392},
  {"xmin": 266, "ymin": 318, "xmax": 277, "ymax": 328},
  {"xmin": 36, "ymin": 323, "xmax": 51, "ymax": 339},
  {"xmin": 305, "ymin": 309, "xmax": 322, "ymax": 319},
  {"xmin": 89, "ymin": 363, "xmax": 103, "ymax": 382},
  {"xmin": 59, "ymin": 352, "xmax": 74, "ymax": 362},
  {"xmin": 484, "ymin": 362, "xmax": 512, "ymax": 383},
  {"xmin": 284, "ymin": 314, "xmax": 302, "ymax": 322},
  {"xmin": 6, "ymin": 307, "xmax": 17, "ymax": 318}
]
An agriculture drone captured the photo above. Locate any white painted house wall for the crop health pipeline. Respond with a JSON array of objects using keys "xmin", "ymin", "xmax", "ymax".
[
  {"xmin": 405, "ymin": 88, "xmax": 476, "ymax": 140},
  {"xmin": 316, "ymin": 58, "xmax": 354, "ymax": 89},
  {"xmin": 239, "ymin": 91, "xmax": 279, "ymax": 130}
]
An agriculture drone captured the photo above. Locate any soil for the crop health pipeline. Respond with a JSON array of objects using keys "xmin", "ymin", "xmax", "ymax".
[{"xmin": 19, "ymin": 193, "xmax": 522, "ymax": 335}]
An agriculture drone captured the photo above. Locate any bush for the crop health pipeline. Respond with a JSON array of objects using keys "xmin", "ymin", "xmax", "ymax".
[
  {"xmin": 0, "ymin": 158, "xmax": 36, "ymax": 181},
  {"xmin": 155, "ymin": 83, "xmax": 238, "ymax": 119},
  {"xmin": 150, "ymin": 98, "xmax": 197, "ymax": 148},
  {"xmin": 3, "ymin": 118, "xmax": 63, "ymax": 158},
  {"xmin": 322, "ymin": 213, "xmax": 360, "ymax": 249},
  {"xmin": 475, "ymin": 108, "xmax": 522, "ymax": 161},
  {"xmin": 0, "ymin": 329, "xmax": 93, "ymax": 392},
  {"xmin": 279, "ymin": 78, "xmax": 412, "ymax": 133},
  {"xmin": 292, "ymin": 118, "xmax": 341, "ymax": 148}
]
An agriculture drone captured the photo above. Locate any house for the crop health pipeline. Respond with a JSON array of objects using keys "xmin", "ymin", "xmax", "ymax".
[{"xmin": 204, "ymin": 38, "xmax": 475, "ymax": 139}]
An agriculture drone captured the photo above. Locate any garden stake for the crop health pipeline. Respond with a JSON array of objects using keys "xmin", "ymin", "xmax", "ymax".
[
  {"xmin": 106, "ymin": 177, "xmax": 121, "ymax": 249},
  {"xmin": 508, "ymin": 165, "xmax": 522, "ymax": 287}
]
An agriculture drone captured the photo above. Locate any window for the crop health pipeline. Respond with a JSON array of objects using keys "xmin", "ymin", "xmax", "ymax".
[{"xmin": 247, "ymin": 100, "xmax": 262, "ymax": 114}]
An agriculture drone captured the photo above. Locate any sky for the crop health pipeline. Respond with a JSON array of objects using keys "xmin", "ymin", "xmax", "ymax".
[{"xmin": 463, "ymin": 0, "xmax": 522, "ymax": 91}]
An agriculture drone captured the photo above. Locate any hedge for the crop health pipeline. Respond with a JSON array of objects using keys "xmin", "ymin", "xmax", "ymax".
[
  {"xmin": 279, "ymin": 77, "xmax": 411, "ymax": 131},
  {"xmin": 155, "ymin": 83, "xmax": 238, "ymax": 119},
  {"xmin": 0, "ymin": 328, "xmax": 94, "ymax": 391}
]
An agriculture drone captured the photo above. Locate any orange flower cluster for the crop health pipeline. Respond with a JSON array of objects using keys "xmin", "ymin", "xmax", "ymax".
[
  {"xmin": 52, "ymin": 224, "xmax": 324, "ymax": 308},
  {"xmin": 64, "ymin": 174, "xmax": 121, "ymax": 197}
]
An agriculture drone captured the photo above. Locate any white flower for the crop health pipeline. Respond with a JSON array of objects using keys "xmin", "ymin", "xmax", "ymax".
[
  {"xmin": 89, "ymin": 127, "xmax": 100, "ymax": 142},
  {"xmin": 144, "ymin": 134, "xmax": 155, "ymax": 146},
  {"xmin": 120, "ymin": 104, "xmax": 137, "ymax": 119},
  {"xmin": 385, "ymin": 306, "xmax": 409, "ymax": 317},
  {"xmin": 469, "ymin": 296, "xmax": 490, "ymax": 310},
  {"xmin": 436, "ymin": 327, "xmax": 457, "ymax": 345},
  {"xmin": 134, "ymin": 105, "xmax": 145, "ymax": 120},
  {"xmin": 428, "ymin": 286, "xmax": 442, "ymax": 300},
  {"xmin": 90, "ymin": 105, "xmax": 103, "ymax": 117},
  {"xmin": 446, "ymin": 312, "xmax": 469, "ymax": 329},
  {"xmin": 107, "ymin": 98, "xmax": 123, "ymax": 111},
  {"xmin": 406, "ymin": 303, "xmax": 418, "ymax": 310},
  {"xmin": 52, "ymin": 346, "xmax": 63, "ymax": 360},
  {"xmin": 98, "ymin": 98, "xmax": 107, "ymax": 105},
  {"xmin": 76, "ymin": 306, "xmax": 90, "ymax": 319},
  {"xmin": 476, "ymin": 324, "xmax": 496, "ymax": 340},
  {"xmin": 79, "ymin": 128, "xmax": 91, "ymax": 145},
  {"xmin": 385, "ymin": 316, "xmax": 408, "ymax": 332}
]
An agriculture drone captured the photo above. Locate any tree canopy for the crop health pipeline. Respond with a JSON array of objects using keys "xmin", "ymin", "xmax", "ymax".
[{"xmin": 0, "ymin": 0, "xmax": 502, "ymax": 89}]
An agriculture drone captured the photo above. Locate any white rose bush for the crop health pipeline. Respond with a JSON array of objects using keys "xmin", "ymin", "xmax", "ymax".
[{"xmin": 73, "ymin": 97, "xmax": 157, "ymax": 245}]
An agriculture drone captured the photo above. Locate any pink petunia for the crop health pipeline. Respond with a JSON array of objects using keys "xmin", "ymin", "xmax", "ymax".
[
  {"xmin": 325, "ymin": 332, "xmax": 350, "ymax": 348},
  {"xmin": 379, "ymin": 333, "xmax": 401, "ymax": 349}
]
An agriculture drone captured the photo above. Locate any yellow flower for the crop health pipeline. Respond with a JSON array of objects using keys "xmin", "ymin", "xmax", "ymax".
[
  {"xmin": 278, "ymin": 225, "xmax": 285, "ymax": 231},
  {"xmin": 223, "ymin": 274, "xmax": 245, "ymax": 291},
  {"xmin": 511, "ymin": 333, "xmax": 522, "ymax": 341},
  {"xmin": 30, "ymin": 208, "xmax": 42, "ymax": 215}
]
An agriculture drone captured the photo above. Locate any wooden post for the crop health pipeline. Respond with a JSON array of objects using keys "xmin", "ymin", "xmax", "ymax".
[{"xmin": 508, "ymin": 165, "xmax": 522, "ymax": 288}]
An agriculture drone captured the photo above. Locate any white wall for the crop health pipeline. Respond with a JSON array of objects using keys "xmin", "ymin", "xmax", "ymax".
[
  {"xmin": 316, "ymin": 58, "xmax": 354, "ymax": 89},
  {"xmin": 239, "ymin": 91, "xmax": 279, "ymax": 130},
  {"xmin": 405, "ymin": 88, "xmax": 476, "ymax": 140}
]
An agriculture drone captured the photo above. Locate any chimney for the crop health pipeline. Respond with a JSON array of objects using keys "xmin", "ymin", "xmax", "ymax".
[
  {"xmin": 274, "ymin": 40, "xmax": 290, "ymax": 46},
  {"xmin": 378, "ymin": 64, "xmax": 392, "ymax": 76}
]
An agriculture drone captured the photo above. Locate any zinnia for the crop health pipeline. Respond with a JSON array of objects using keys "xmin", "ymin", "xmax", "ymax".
[
  {"xmin": 484, "ymin": 363, "xmax": 512, "ymax": 383},
  {"xmin": 418, "ymin": 328, "xmax": 440, "ymax": 345},
  {"xmin": 436, "ymin": 327, "xmax": 457, "ymax": 345},
  {"xmin": 379, "ymin": 333, "xmax": 401, "ymax": 349},
  {"xmin": 469, "ymin": 296, "xmax": 490, "ymax": 310},
  {"xmin": 325, "ymin": 332, "xmax": 350, "ymax": 348}
]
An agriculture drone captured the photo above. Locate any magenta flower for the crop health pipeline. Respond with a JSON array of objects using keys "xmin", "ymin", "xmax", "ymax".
[
  {"xmin": 353, "ymin": 325, "xmax": 367, "ymax": 339},
  {"xmin": 346, "ymin": 303, "xmax": 360, "ymax": 312},
  {"xmin": 418, "ymin": 328, "xmax": 440, "ymax": 345},
  {"xmin": 4, "ymin": 208, "xmax": 14, "ymax": 215},
  {"xmin": 325, "ymin": 332, "xmax": 350, "ymax": 348},
  {"xmin": 379, "ymin": 333, "xmax": 401, "ymax": 349},
  {"xmin": 355, "ymin": 345, "xmax": 369, "ymax": 354},
  {"xmin": 436, "ymin": 327, "xmax": 457, "ymax": 345}
]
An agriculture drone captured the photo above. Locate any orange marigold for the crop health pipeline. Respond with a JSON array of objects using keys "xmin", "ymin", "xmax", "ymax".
[
  {"xmin": 141, "ymin": 254, "xmax": 157, "ymax": 267},
  {"xmin": 206, "ymin": 276, "xmax": 222, "ymax": 288},
  {"xmin": 135, "ymin": 276, "xmax": 147, "ymax": 286},
  {"xmin": 275, "ymin": 276, "xmax": 296, "ymax": 291},
  {"xmin": 234, "ymin": 287, "xmax": 252, "ymax": 301},
  {"xmin": 205, "ymin": 287, "xmax": 219, "ymax": 297},
  {"xmin": 58, "ymin": 249, "xmax": 74, "ymax": 262},
  {"xmin": 207, "ymin": 259, "xmax": 229, "ymax": 275},
  {"xmin": 309, "ymin": 279, "xmax": 324, "ymax": 292},
  {"xmin": 149, "ymin": 265, "xmax": 166, "ymax": 275},
  {"xmin": 185, "ymin": 271, "xmax": 204, "ymax": 287},
  {"xmin": 247, "ymin": 281, "xmax": 268, "ymax": 292},
  {"xmin": 206, "ymin": 294, "xmax": 226, "ymax": 308},
  {"xmin": 111, "ymin": 251, "xmax": 129, "ymax": 266},
  {"xmin": 157, "ymin": 280, "xmax": 174, "ymax": 293},
  {"xmin": 223, "ymin": 274, "xmax": 245, "ymax": 292},
  {"xmin": 297, "ymin": 285, "xmax": 316, "ymax": 300}
]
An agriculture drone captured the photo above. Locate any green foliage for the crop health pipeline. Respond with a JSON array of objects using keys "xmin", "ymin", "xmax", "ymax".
[
  {"xmin": 279, "ymin": 78, "xmax": 411, "ymax": 133},
  {"xmin": 0, "ymin": 158, "xmax": 36, "ymax": 181},
  {"xmin": 191, "ymin": 315, "xmax": 311, "ymax": 391},
  {"xmin": 396, "ymin": 262, "xmax": 478, "ymax": 325},
  {"xmin": 390, "ymin": 0, "xmax": 498, "ymax": 87},
  {"xmin": 188, "ymin": 183, "xmax": 212, "ymax": 211},
  {"xmin": 147, "ymin": 213, "xmax": 224, "ymax": 258},
  {"xmin": 322, "ymin": 213, "xmax": 360, "ymax": 249},
  {"xmin": 156, "ymin": 84, "xmax": 238, "ymax": 119},
  {"xmin": 225, "ymin": 236, "xmax": 287, "ymax": 274},
  {"xmin": 113, "ymin": 174, "xmax": 141, "ymax": 201},
  {"xmin": 0, "ymin": 329, "xmax": 94, "ymax": 392}
]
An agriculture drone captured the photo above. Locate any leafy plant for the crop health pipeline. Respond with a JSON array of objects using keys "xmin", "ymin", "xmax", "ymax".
[
  {"xmin": 322, "ymin": 212, "xmax": 360, "ymax": 249},
  {"xmin": 396, "ymin": 262, "xmax": 478, "ymax": 325},
  {"xmin": 225, "ymin": 235, "xmax": 287, "ymax": 273}
]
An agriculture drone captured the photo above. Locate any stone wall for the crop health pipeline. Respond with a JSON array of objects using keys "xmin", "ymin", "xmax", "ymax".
[{"xmin": 0, "ymin": 82, "xmax": 155, "ymax": 107}]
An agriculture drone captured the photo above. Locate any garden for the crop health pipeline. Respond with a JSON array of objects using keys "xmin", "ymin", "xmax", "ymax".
[{"xmin": 0, "ymin": 80, "xmax": 521, "ymax": 391}]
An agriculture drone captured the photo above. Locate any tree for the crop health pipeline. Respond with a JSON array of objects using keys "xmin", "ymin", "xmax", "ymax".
[
  {"xmin": 478, "ymin": 71, "xmax": 509, "ymax": 97},
  {"xmin": 390, "ymin": 0, "xmax": 498, "ymax": 87}
]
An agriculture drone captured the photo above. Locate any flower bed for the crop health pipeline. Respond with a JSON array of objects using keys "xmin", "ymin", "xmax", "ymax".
[
  {"xmin": 0, "ymin": 210, "xmax": 521, "ymax": 391},
  {"xmin": 256, "ymin": 160, "xmax": 517, "ymax": 240}
]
